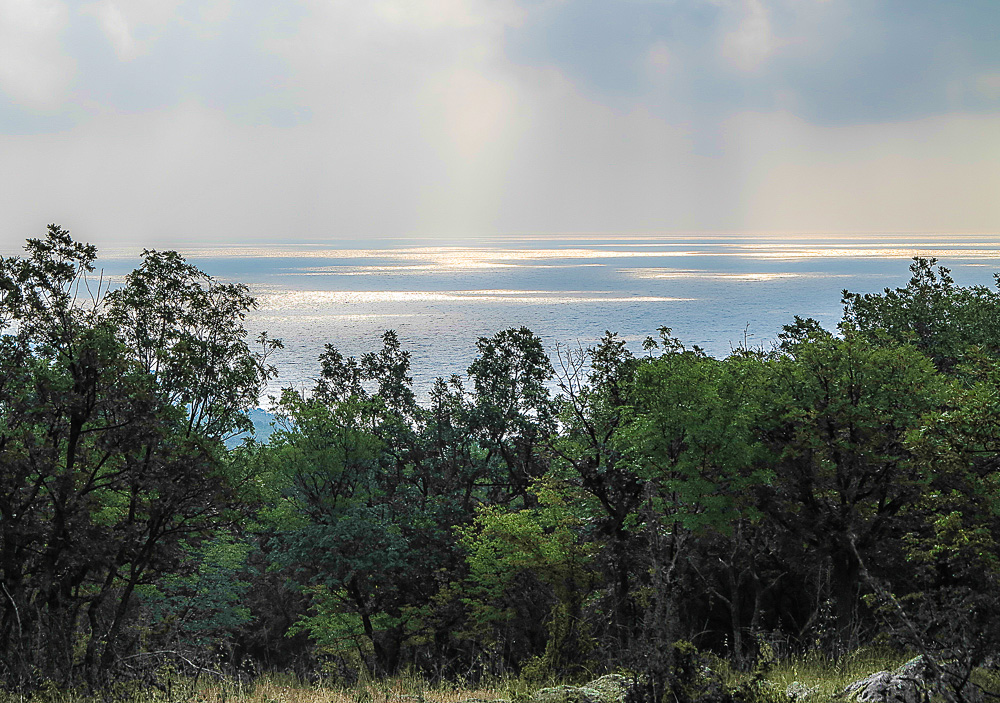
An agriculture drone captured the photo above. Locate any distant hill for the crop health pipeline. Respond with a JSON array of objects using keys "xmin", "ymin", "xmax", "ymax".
[{"xmin": 225, "ymin": 407, "xmax": 278, "ymax": 448}]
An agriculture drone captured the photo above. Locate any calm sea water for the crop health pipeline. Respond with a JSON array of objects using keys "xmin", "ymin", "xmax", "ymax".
[{"xmin": 34, "ymin": 233, "xmax": 1000, "ymax": 402}]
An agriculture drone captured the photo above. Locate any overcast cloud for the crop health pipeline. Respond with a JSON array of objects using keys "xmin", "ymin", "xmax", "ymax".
[{"xmin": 0, "ymin": 0, "xmax": 998, "ymax": 248}]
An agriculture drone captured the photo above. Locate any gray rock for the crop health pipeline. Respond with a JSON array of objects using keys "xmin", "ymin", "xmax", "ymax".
[
  {"xmin": 531, "ymin": 685, "xmax": 603, "ymax": 703},
  {"xmin": 785, "ymin": 681, "xmax": 819, "ymax": 701},
  {"xmin": 841, "ymin": 655, "xmax": 983, "ymax": 703},
  {"xmin": 842, "ymin": 670, "xmax": 897, "ymax": 702},
  {"xmin": 531, "ymin": 674, "xmax": 629, "ymax": 703},
  {"xmin": 585, "ymin": 674, "xmax": 629, "ymax": 703}
]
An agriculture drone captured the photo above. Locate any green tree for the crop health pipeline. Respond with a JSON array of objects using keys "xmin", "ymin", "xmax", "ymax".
[
  {"xmin": 626, "ymin": 331, "xmax": 770, "ymax": 665},
  {"xmin": 843, "ymin": 257, "xmax": 1000, "ymax": 374},
  {"xmin": 467, "ymin": 327, "xmax": 555, "ymax": 505},
  {"xmin": 262, "ymin": 333, "xmax": 458, "ymax": 676},
  {"xmin": 548, "ymin": 332, "xmax": 644, "ymax": 652},
  {"xmin": 261, "ymin": 328, "xmax": 561, "ymax": 678},
  {"xmin": 0, "ymin": 226, "xmax": 277, "ymax": 690},
  {"xmin": 843, "ymin": 258, "xmax": 1000, "ymax": 669},
  {"xmin": 862, "ymin": 348, "xmax": 1000, "ymax": 677},
  {"xmin": 459, "ymin": 477, "xmax": 597, "ymax": 680},
  {"xmin": 263, "ymin": 392, "xmax": 401, "ymax": 672},
  {"xmin": 751, "ymin": 326, "xmax": 947, "ymax": 641},
  {"xmin": 628, "ymin": 329, "xmax": 765, "ymax": 534}
]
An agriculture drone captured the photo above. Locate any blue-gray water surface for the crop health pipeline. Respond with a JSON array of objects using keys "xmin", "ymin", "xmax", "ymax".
[{"xmin": 61, "ymin": 233, "xmax": 1000, "ymax": 403}]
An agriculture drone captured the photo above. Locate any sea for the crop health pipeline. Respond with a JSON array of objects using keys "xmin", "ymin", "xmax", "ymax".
[{"xmin": 10, "ymin": 232, "xmax": 1000, "ymax": 404}]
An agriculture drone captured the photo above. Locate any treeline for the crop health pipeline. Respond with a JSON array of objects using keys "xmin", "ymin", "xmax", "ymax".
[{"xmin": 2, "ymin": 226, "xmax": 1000, "ymax": 695}]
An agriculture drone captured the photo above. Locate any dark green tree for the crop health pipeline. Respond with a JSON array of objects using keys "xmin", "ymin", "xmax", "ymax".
[
  {"xmin": 751, "ymin": 326, "xmax": 947, "ymax": 641},
  {"xmin": 467, "ymin": 327, "xmax": 555, "ymax": 506},
  {"xmin": 843, "ymin": 256, "xmax": 1000, "ymax": 374},
  {"xmin": 261, "ymin": 328, "xmax": 561, "ymax": 678},
  {"xmin": 0, "ymin": 226, "xmax": 277, "ymax": 690},
  {"xmin": 546, "ymin": 331, "xmax": 650, "ymax": 660},
  {"xmin": 262, "ymin": 333, "xmax": 460, "ymax": 676}
]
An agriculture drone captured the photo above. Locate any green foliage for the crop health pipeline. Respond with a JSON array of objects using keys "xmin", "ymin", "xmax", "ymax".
[
  {"xmin": 626, "ymin": 335, "xmax": 767, "ymax": 533},
  {"xmin": 843, "ymin": 256, "xmax": 1000, "ymax": 373},
  {"xmin": 0, "ymin": 226, "xmax": 276, "ymax": 690},
  {"xmin": 467, "ymin": 327, "xmax": 556, "ymax": 506},
  {"xmin": 461, "ymin": 478, "xmax": 594, "ymax": 601},
  {"xmin": 106, "ymin": 246, "xmax": 281, "ymax": 440},
  {"xmin": 140, "ymin": 534, "xmax": 254, "ymax": 646},
  {"xmin": 287, "ymin": 585, "xmax": 393, "ymax": 665},
  {"xmin": 751, "ymin": 328, "xmax": 948, "ymax": 636},
  {"xmin": 262, "ymin": 393, "xmax": 410, "ymax": 672},
  {"xmin": 261, "ymin": 334, "xmax": 456, "ymax": 675},
  {"xmin": 459, "ymin": 477, "xmax": 598, "ymax": 672}
]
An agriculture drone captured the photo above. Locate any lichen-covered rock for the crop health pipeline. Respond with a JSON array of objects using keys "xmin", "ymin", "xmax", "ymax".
[
  {"xmin": 841, "ymin": 655, "xmax": 983, "ymax": 703},
  {"xmin": 842, "ymin": 670, "xmax": 896, "ymax": 702},
  {"xmin": 531, "ymin": 684, "xmax": 603, "ymax": 703},
  {"xmin": 531, "ymin": 674, "xmax": 629, "ymax": 703},
  {"xmin": 585, "ymin": 674, "xmax": 629, "ymax": 703},
  {"xmin": 785, "ymin": 681, "xmax": 819, "ymax": 701}
]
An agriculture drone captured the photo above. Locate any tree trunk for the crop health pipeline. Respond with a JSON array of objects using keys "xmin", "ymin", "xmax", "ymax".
[{"xmin": 829, "ymin": 545, "xmax": 861, "ymax": 647}]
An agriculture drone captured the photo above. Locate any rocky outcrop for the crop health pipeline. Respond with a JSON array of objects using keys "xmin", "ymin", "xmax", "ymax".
[
  {"xmin": 531, "ymin": 674, "xmax": 629, "ymax": 703},
  {"xmin": 841, "ymin": 655, "xmax": 983, "ymax": 703}
]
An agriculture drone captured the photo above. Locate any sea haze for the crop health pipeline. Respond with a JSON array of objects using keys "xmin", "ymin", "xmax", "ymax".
[{"xmin": 91, "ymin": 233, "xmax": 1000, "ymax": 403}]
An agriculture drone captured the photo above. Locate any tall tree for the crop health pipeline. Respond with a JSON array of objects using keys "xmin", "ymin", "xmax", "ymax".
[
  {"xmin": 625, "ymin": 330, "xmax": 769, "ymax": 662},
  {"xmin": 262, "ymin": 332, "xmax": 454, "ymax": 676},
  {"xmin": 0, "ymin": 226, "xmax": 277, "ymax": 690},
  {"xmin": 466, "ymin": 327, "xmax": 555, "ymax": 506},
  {"xmin": 548, "ymin": 332, "xmax": 643, "ymax": 653},
  {"xmin": 751, "ymin": 325, "xmax": 947, "ymax": 640}
]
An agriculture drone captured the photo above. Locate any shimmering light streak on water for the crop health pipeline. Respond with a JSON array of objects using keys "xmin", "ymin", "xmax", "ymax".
[
  {"xmin": 623, "ymin": 269, "xmax": 846, "ymax": 281},
  {"xmin": 261, "ymin": 290, "xmax": 693, "ymax": 307},
  {"xmin": 42, "ymin": 232, "xmax": 1000, "ymax": 402}
]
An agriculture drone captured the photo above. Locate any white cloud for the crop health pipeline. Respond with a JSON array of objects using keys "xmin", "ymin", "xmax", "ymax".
[
  {"xmin": 720, "ymin": 0, "xmax": 775, "ymax": 72},
  {"xmin": 268, "ymin": 0, "xmax": 521, "ymax": 87},
  {"xmin": 723, "ymin": 110, "xmax": 1000, "ymax": 232},
  {"xmin": 81, "ymin": 0, "xmax": 183, "ymax": 61},
  {"xmin": 3, "ymin": 22, "xmax": 998, "ymax": 249},
  {"xmin": 374, "ymin": 0, "xmax": 523, "ymax": 30},
  {"xmin": 417, "ymin": 68, "xmax": 526, "ymax": 235},
  {"xmin": 82, "ymin": 1, "xmax": 138, "ymax": 59},
  {"xmin": 427, "ymin": 68, "xmax": 522, "ymax": 162},
  {"xmin": 491, "ymin": 66, "xmax": 726, "ymax": 234},
  {"xmin": 196, "ymin": 0, "xmax": 231, "ymax": 26},
  {"xmin": 647, "ymin": 41, "xmax": 672, "ymax": 71},
  {"xmin": 0, "ymin": 0, "xmax": 75, "ymax": 109}
]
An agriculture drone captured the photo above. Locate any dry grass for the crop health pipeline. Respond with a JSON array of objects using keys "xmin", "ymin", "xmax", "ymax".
[
  {"xmin": 762, "ymin": 646, "xmax": 912, "ymax": 699},
  {"xmin": 199, "ymin": 675, "xmax": 515, "ymax": 703},
  {"xmin": 0, "ymin": 672, "xmax": 518, "ymax": 703},
  {"xmin": 6, "ymin": 650, "xmax": 1000, "ymax": 703}
]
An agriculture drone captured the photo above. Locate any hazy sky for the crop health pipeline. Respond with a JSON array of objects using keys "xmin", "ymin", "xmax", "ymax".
[{"xmin": 1, "ymin": 0, "xmax": 999, "ymax": 248}]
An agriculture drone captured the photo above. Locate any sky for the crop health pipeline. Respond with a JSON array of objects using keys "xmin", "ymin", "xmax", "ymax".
[{"xmin": 1, "ymin": 0, "xmax": 999, "ymax": 249}]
